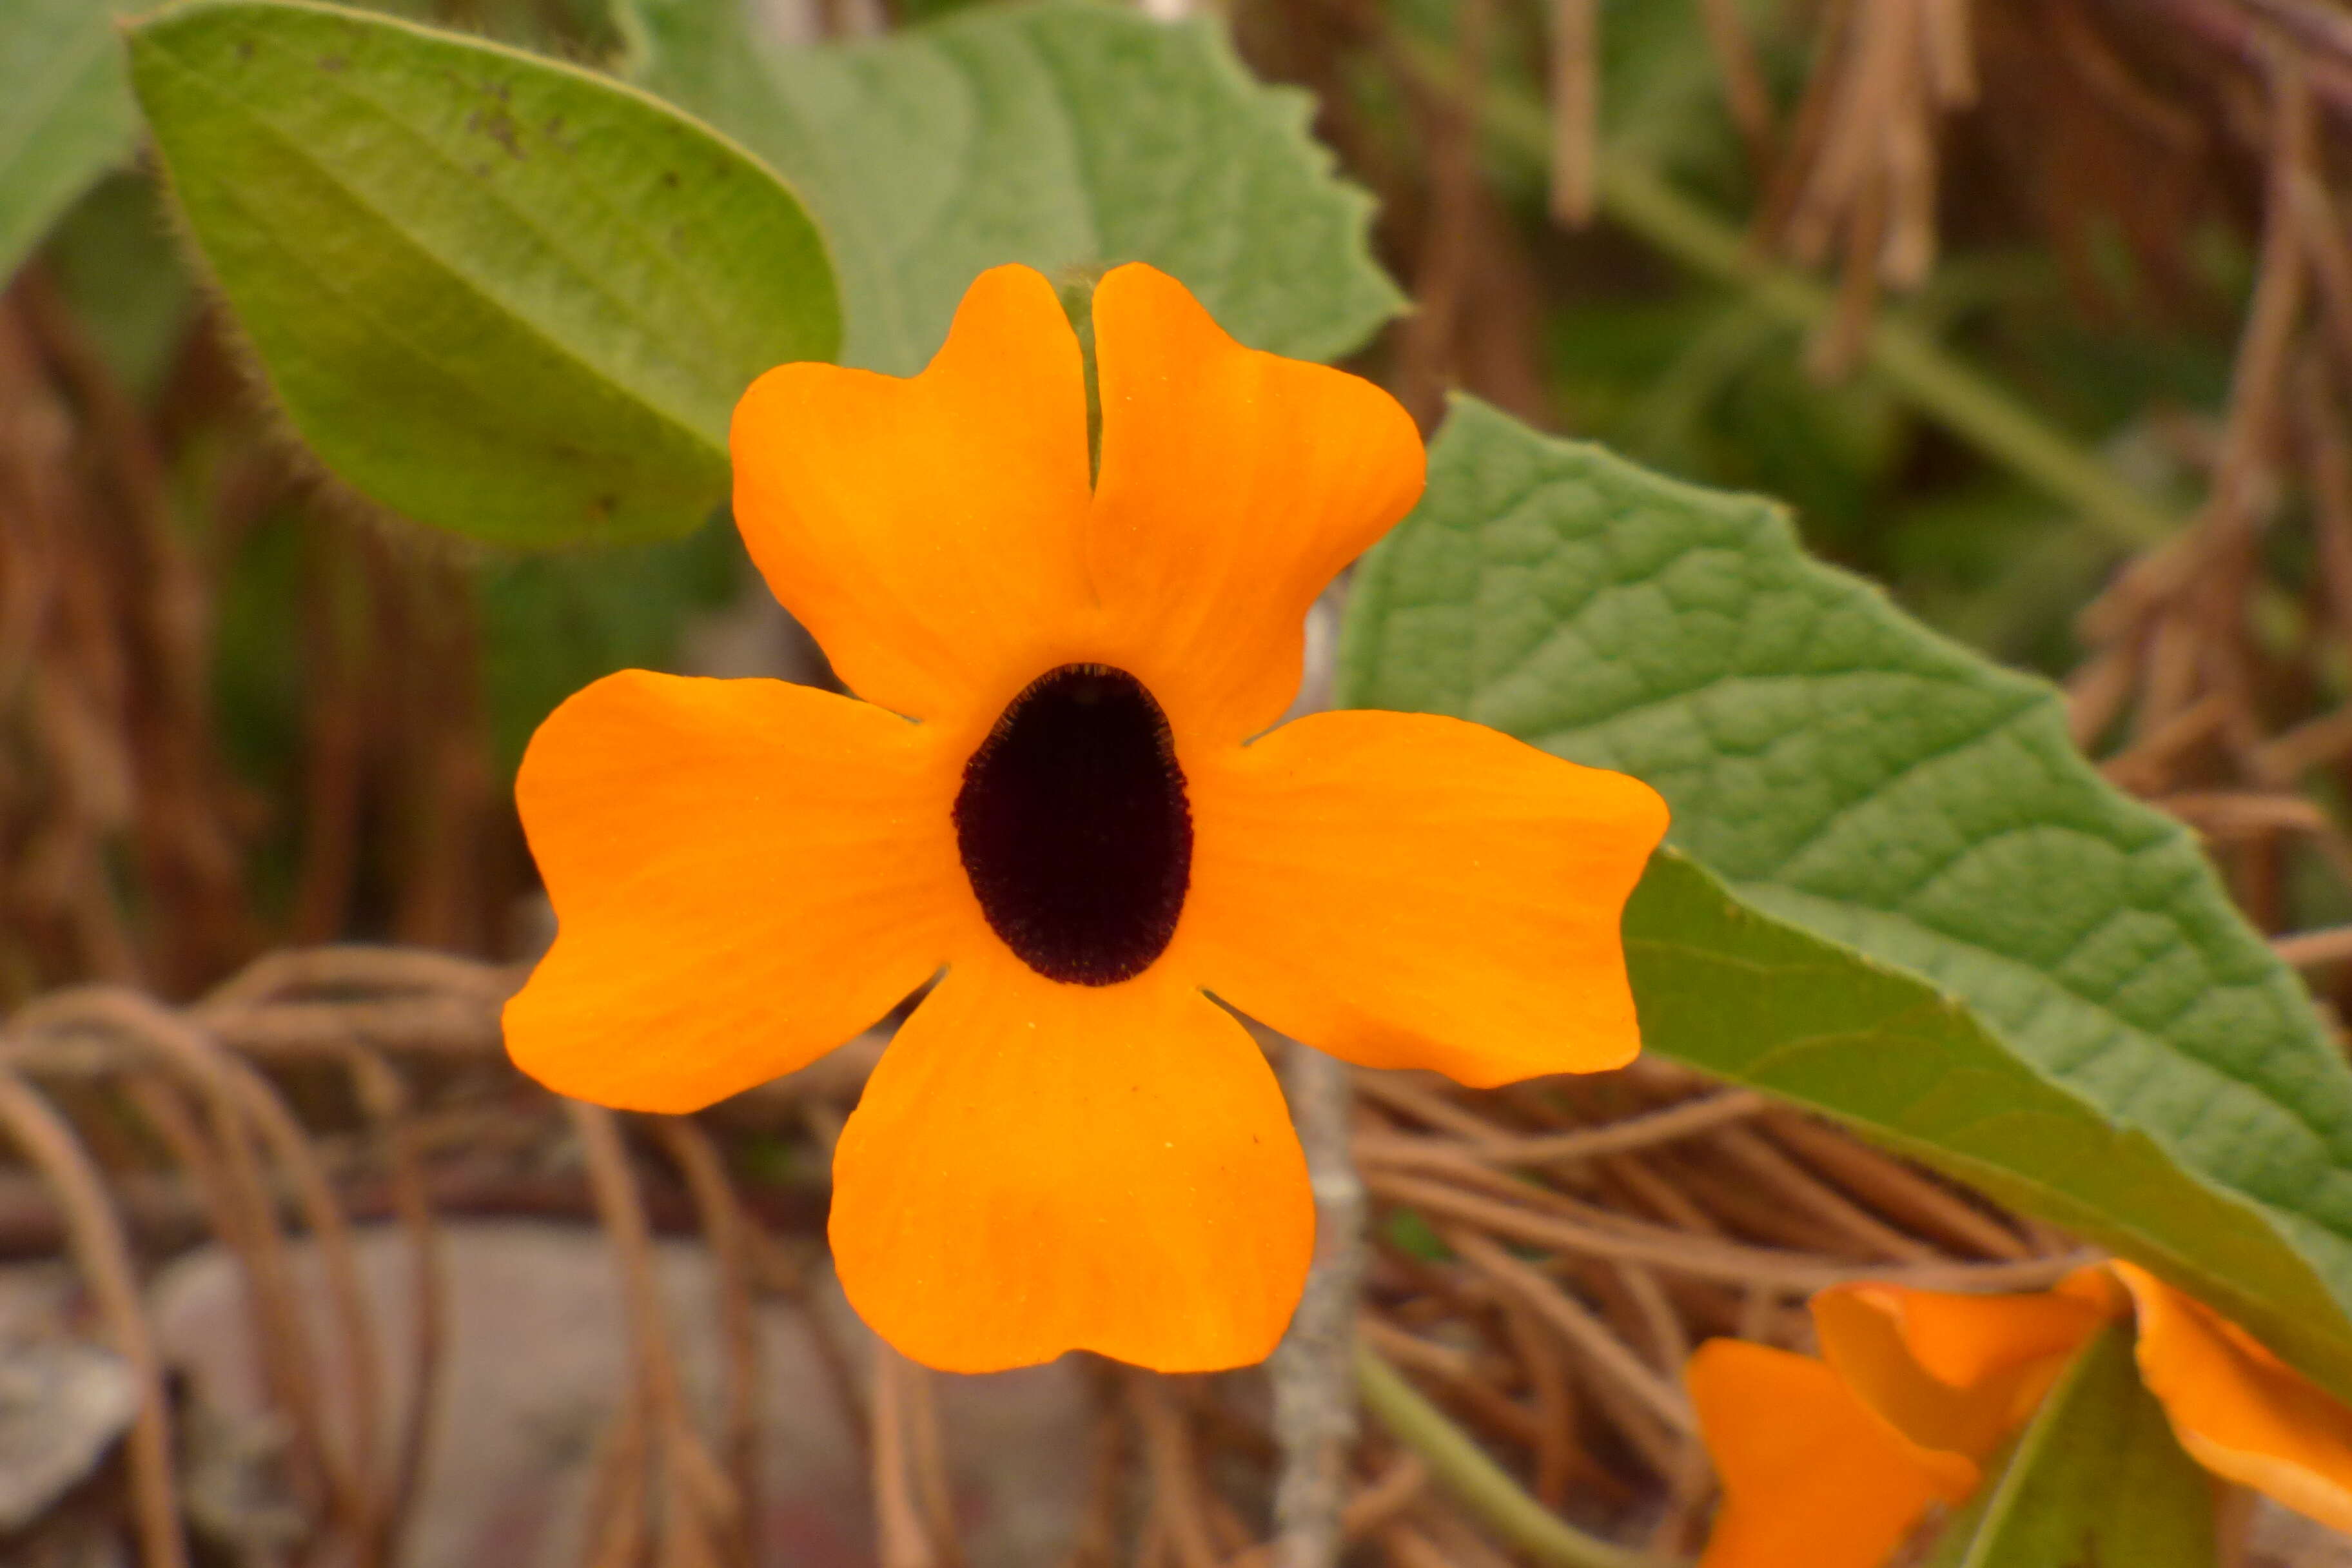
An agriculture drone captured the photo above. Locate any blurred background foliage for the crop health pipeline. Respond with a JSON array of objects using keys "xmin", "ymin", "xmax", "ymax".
[{"xmin": 5, "ymin": 0, "xmax": 2344, "ymax": 1013}]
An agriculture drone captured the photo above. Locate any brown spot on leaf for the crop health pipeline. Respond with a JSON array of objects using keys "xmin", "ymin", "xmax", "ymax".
[{"xmin": 467, "ymin": 108, "xmax": 525, "ymax": 161}]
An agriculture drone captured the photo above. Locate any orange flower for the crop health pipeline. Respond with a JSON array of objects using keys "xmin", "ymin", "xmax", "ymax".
[
  {"xmin": 500, "ymin": 264, "xmax": 1669, "ymax": 1374},
  {"xmin": 1687, "ymin": 1262, "xmax": 2352, "ymax": 1567}
]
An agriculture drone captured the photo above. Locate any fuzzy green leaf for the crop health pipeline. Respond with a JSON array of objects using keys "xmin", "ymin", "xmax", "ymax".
[
  {"xmin": 1340, "ymin": 395, "xmax": 2352, "ymax": 1398},
  {"xmin": 622, "ymin": 0, "xmax": 1402, "ymax": 373},
  {"xmin": 1623, "ymin": 850, "xmax": 2352, "ymax": 1397},
  {"xmin": 1926, "ymin": 1324, "xmax": 2215, "ymax": 1568},
  {"xmin": 1, "ymin": 0, "xmax": 146, "ymax": 282},
  {"xmin": 129, "ymin": 0, "xmax": 838, "ymax": 546}
]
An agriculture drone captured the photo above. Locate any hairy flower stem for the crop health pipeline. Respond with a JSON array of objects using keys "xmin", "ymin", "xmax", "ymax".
[{"xmin": 1269, "ymin": 1038, "xmax": 1367, "ymax": 1568}]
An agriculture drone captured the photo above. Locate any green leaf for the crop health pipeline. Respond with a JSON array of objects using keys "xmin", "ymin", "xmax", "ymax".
[
  {"xmin": 1338, "ymin": 395, "xmax": 2352, "ymax": 1398},
  {"xmin": 621, "ymin": 0, "xmax": 1401, "ymax": 373},
  {"xmin": 1622, "ymin": 850, "xmax": 2352, "ymax": 1400},
  {"xmin": 475, "ymin": 521, "xmax": 741, "ymax": 776},
  {"xmin": 44, "ymin": 170, "xmax": 196, "ymax": 397},
  {"xmin": 128, "ymin": 0, "xmax": 839, "ymax": 546},
  {"xmin": 1926, "ymin": 1324, "xmax": 2215, "ymax": 1568},
  {"xmin": 1, "ymin": 0, "xmax": 145, "ymax": 283}
]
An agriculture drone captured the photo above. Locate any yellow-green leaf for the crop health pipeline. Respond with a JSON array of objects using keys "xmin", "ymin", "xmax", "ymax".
[{"xmin": 129, "ymin": 0, "xmax": 839, "ymax": 545}]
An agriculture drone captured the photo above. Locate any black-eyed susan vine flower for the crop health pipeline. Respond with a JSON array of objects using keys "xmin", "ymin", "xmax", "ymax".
[
  {"xmin": 1686, "ymin": 1262, "xmax": 2352, "ymax": 1567},
  {"xmin": 500, "ymin": 262, "xmax": 1669, "ymax": 1374}
]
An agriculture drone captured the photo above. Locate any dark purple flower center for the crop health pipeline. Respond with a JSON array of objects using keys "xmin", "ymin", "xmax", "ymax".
[{"xmin": 953, "ymin": 663, "xmax": 1192, "ymax": 986}]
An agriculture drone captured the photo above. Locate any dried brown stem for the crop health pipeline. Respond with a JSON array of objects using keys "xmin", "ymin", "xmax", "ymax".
[
  {"xmin": 1696, "ymin": 0, "xmax": 1775, "ymax": 167},
  {"xmin": 1546, "ymin": 0, "xmax": 1598, "ymax": 224},
  {"xmin": 1359, "ymin": 1317, "xmax": 1549, "ymax": 1448},
  {"xmin": 1371, "ymin": 1169, "xmax": 2097, "ymax": 1291},
  {"xmin": 655, "ymin": 1117, "xmax": 765, "ymax": 1568},
  {"xmin": 0, "ymin": 1066, "xmax": 188, "ymax": 1568},
  {"xmin": 1756, "ymin": 1114, "xmax": 2030, "ymax": 1260},
  {"xmin": 571, "ymin": 1102, "xmax": 738, "ymax": 1568},
  {"xmin": 1709, "ymin": 1126, "xmax": 1937, "ymax": 1262},
  {"xmin": 1340, "ymin": 1453, "xmax": 1428, "ymax": 1541},
  {"xmin": 1444, "ymin": 1230, "xmax": 1692, "ymax": 1437},
  {"xmin": 1353, "ymin": 1090, "xmax": 1765, "ymax": 1170},
  {"xmin": 1057, "ymin": 1360, "xmax": 1130, "ymax": 1568},
  {"xmin": 344, "ymin": 1045, "xmax": 444, "ymax": 1568},
  {"xmin": 903, "ymin": 1359, "xmax": 965, "ymax": 1568},
  {"xmin": 1498, "ymin": 1298, "xmax": 1576, "ymax": 1506},
  {"xmin": 1130, "ymin": 1375, "xmax": 1225, "ymax": 1568},
  {"xmin": 872, "ymin": 1344, "xmax": 939, "ymax": 1568},
  {"xmin": 61, "ymin": 991, "xmax": 344, "ymax": 1522}
]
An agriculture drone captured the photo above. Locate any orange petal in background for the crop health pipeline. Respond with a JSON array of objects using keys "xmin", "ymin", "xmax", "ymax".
[
  {"xmin": 1818, "ymin": 1280, "xmax": 2115, "ymax": 1451},
  {"xmin": 730, "ymin": 264, "xmax": 1096, "ymax": 729},
  {"xmin": 1686, "ymin": 1339, "xmax": 1954, "ymax": 1568},
  {"xmin": 1087, "ymin": 263, "xmax": 1426, "ymax": 749},
  {"xmin": 2114, "ymin": 1261, "xmax": 2352, "ymax": 1533},
  {"xmin": 1182, "ymin": 709, "xmax": 1667, "ymax": 1086},
  {"xmin": 504, "ymin": 671, "xmax": 962, "ymax": 1113},
  {"xmin": 827, "ymin": 954, "xmax": 1313, "ymax": 1375},
  {"xmin": 1877, "ymin": 1279, "xmax": 2117, "ymax": 1390}
]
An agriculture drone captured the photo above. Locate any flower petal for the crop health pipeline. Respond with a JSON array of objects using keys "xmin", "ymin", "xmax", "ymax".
[
  {"xmin": 2112, "ymin": 1261, "xmax": 2352, "ymax": 1533},
  {"xmin": 1812, "ymin": 1284, "xmax": 2092, "ymax": 1480},
  {"xmin": 730, "ymin": 264, "xmax": 1095, "ymax": 723},
  {"xmin": 1687, "ymin": 1340, "xmax": 1950, "ymax": 1568},
  {"xmin": 829, "ymin": 954, "xmax": 1312, "ymax": 1373},
  {"xmin": 1181, "ymin": 709, "xmax": 1667, "ymax": 1086},
  {"xmin": 504, "ymin": 671, "xmax": 965, "ymax": 1113},
  {"xmin": 1890, "ymin": 1288, "xmax": 2113, "ymax": 1391},
  {"xmin": 1086, "ymin": 264, "xmax": 1424, "ymax": 745},
  {"xmin": 1823, "ymin": 1279, "xmax": 2114, "ymax": 1424}
]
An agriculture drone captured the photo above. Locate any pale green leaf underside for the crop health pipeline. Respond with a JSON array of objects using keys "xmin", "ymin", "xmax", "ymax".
[
  {"xmin": 130, "ymin": 0, "xmax": 839, "ymax": 546},
  {"xmin": 1, "ymin": 0, "xmax": 144, "ymax": 284},
  {"xmin": 1927, "ymin": 1324, "xmax": 2215, "ymax": 1568},
  {"xmin": 622, "ymin": 0, "xmax": 1402, "ymax": 373},
  {"xmin": 1340, "ymin": 395, "xmax": 2352, "ymax": 1396}
]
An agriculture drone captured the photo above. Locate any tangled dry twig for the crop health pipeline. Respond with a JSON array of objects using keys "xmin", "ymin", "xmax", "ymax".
[{"xmin": 0, "ymin": 941, "xmax": 2094, "ymax": 1567}]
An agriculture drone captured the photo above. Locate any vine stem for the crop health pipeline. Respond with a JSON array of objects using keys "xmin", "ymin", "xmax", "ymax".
[
  {"xmin": 1269, "ymin": 1041, "xmax": 1368, "ymax": 1568},
  {"xmin": 1354, "ymin": 1344, "xmax": 1687, "ymax": 1568}
]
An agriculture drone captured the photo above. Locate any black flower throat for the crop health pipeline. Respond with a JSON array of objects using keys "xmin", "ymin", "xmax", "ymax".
[{"xmin": 953, "ymin": 663, "xmax": 1193, "ymax": 986}]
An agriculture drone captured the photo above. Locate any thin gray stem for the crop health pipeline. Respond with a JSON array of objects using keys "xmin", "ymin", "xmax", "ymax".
[{"xmin": 1269, "ymin": 1038, "xmax": 1367, "ymax": 1568}]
